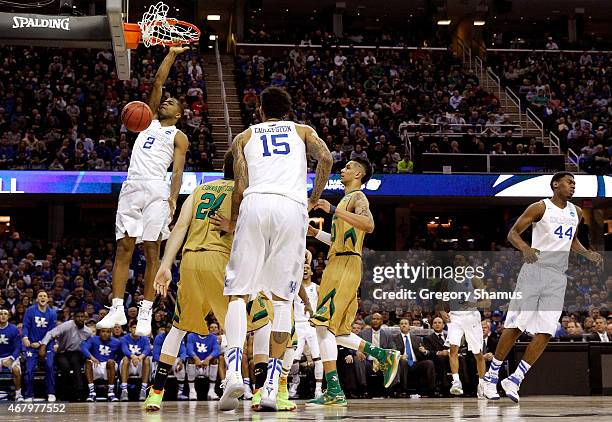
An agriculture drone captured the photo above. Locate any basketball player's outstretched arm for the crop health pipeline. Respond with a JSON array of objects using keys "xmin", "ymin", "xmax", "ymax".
[
  {"xmin": 149, "ymin": 46, "xmax": 189, "ymax": 117},
  {"xmin": 230, "ymin": 131, "xmax": 249, "ymax": 227},
  {"xmin": 570, "ymin": 206, "xmax": 603, "ymax": 266},
  {"xmin": 168, "ymin": 131, "xmax": 189, "ymax": 218},
  {"xmin": 507, "ymin": 201, "xmax": 546, "ymax": 263},
  {"xmin": 318, "ymin": 191, "xmax": 375, "ymax": 233},
  {"xmin": 303, "ymin": 127, "xmax": 333, "ymax": 211},
  {"xmin": 153, "ymin": 193, "xmax": 195, "ymax": 297}
]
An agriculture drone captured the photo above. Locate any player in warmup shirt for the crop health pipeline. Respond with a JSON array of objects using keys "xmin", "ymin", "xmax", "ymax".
[
  {"xmin": 308, "ymin": 158, "xmax": 400, "ymax": 407},
  {"xmin": 119, "ymin": 319, "xmax": 152, "ymax": 401},
  {"xmin": 145, "ymin": 152, "xmax": 235, "ymax": 411},
  {"xmin": 221, "ymin": 86, "xmax": 332, "ymax": 411},
  {"xmin": 288, "ymin": 249, "xmax": 323, "ymax": 398},
  {"xmin": 152, "ymin": 324, "xmax": 187, "ymax": 400},
  {"xmin": 0, "ymin": 309, "xmax": 23, "ymax": 401},
  {"xmin": 97, "ymin": 46, "xmax": 190, "ymax": 337},
  {"xmin": 81, "ymin": 328, "xmax": 122, "ymax": 402},
  {"xmin": 22, "ymin": 290, "xmax": 56, "ymax": 402},
  {"xmin": 185, "ymin": 330, "xmax": 220, "ymax": 400},
  {"xmin": 440, "ymin": 254, "xmax": 490, "ymax": 397},
  {"xmin": 482, "ymin": 172, "xmax": 602, "ymax": 402}
]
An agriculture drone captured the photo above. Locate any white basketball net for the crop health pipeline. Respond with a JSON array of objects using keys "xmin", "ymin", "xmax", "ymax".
[{"xmin": 138, "ymin": 2, "xmax": 200, "ymax": 47}]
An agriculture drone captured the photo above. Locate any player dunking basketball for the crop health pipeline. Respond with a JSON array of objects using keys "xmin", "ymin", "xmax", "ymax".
[
  {"xmin": 482, "ymin": 172, "xmax": 602, "ymax": 402},
  {"xmin": 97, "ymin": 46, "xmax": 190, "ymax": 336},
  {"xmin": 307, "ymin": 158, "xmax": 400, "ymax": 407},
  {"xmin": 219, "ymin": 87, "xmax": 333, "ymax": 411}
]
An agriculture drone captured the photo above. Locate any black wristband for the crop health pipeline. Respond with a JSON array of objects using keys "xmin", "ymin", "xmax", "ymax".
[{"xmin": 329, "ymin": 205, "xmax": 337, "ymax": 214}]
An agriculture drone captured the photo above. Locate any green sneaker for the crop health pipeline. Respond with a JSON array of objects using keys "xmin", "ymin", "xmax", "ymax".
[
  {"xmin": 251, "ymin": 389, "xmax": 262, "ymax": 411},
  {"xmin": 306, "ymin": 390, "xmax": 347, "ymax": 407},
  {"xmin": 276, "ymin": 396, "xmax": 297, "ymax": 412},
  {"xmin": 143, "ymin": 388, "xmax": 164, "ymax": 411},
  {"xmin": 380, "ymin": 349, "xmax": 401, "ymax": 388}
]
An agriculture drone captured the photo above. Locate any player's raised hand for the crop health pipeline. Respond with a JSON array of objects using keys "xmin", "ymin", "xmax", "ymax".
[
  {"xmin": 154, "ymin": 267, "xmax": 172, "ymax": 297},
  {"xmin": 210, "ymin": 213, "xmax": 234, "ymax": 232},
  {"xmin": 314, "ymin": 199, "xmax": 332, "ymax": 213},
  {"xmin": 169, "ymin": 45, "xmax": 190, "ymax": 55},
  {"xmin": 522, "ymin": 247, "xmax": 540, "ymax": 263}
]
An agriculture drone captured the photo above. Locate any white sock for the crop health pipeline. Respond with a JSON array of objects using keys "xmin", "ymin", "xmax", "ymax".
[
  {"xmin": 315, "ymin": 381, "xmax": 322, "ymax": 391},
  {"xmin": 335, "ymin": 332, "xmax": 363, "ymax": 350},
  {"xmin": 225, "ymin": 299, "xmax": 247, "ymax": 376},
  {"xmin": 177, "ymin": 383, "xmax": 184, "ymax": 394},
  {"xmin": 188, "ymin": 382, "xmax": 195, "ymax": 392},
  {"xmin": 314, "ymin": 360, "xmax": 323, "ymax": 381},
  {"xmin": 108, "ymin": 385, "xmax": 114, "ymax": 393},
  {"xmin": 485, "ymin": 357, "xmax": 503, "ymax": 382},
  {"xmin": 140, "ymin": 299, "xmax": 153, "ymax": 310},
  {"xmin": 141, "ymin": 382, "xmax": 147, "ymax": 391},
  {"xmin": 244, "ymin": 378, "xmax": 251, "ymax": 388},
  {"xmin": 511, "ymin": 360, "xmax": 531, "ymax": 383},
  {"xmin": 209, "ymin": 364, "xmax": 218, "ymax": 382},
  {"xmin": 121, "ymin": 383, "xmax": 127, "ymax": 391},
  {"xmin": 452, "ymin": 373, "xmax": 460, "ymax": 383},
  {"xmin": 88, "ymin": 384, "xmax": 94, "ymax": 394},
  {"xmin": 281, "ymin": 348, "xmax": 295, "ymax": 376},
  {"xmin": 15, "ymin": 388, "xmax": 21, "ymax": 396},
  {"xmin": 265, "ymin": 358, "xmax": 283, "ymax": 392},
  {"xmin": 112, "ymin": 298, "xmax": 124, "ymax": 308}
]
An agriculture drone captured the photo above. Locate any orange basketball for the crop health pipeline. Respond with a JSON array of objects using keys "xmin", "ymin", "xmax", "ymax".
[{"xmin": 121, "ymin": 101, "xmax": 153, "ymax": 132}]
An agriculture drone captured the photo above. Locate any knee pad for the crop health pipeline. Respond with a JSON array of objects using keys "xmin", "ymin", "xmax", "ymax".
[
  {"xmin": 186, "ymin": 363, "xmax": 197, "ymax": 381},
  {"xmin": 161, "ymin": 326, "xmax": 187, "ymax": 358},
  {"xmin": 253, "ymin": 322, "xmax": 271, "ymax": 357},
  {"xmin": 316, "ymin": 326, "xmax": 338, "ymax": 362},
  {"xmin": 271, "ymin": 300, "xmax": 292, "ymax": 334}
]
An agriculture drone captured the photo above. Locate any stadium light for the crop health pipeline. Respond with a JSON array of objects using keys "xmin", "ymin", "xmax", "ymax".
[
  {"xmin": 474, "ymin": 20, "xmax": 485, "ymax": 26},
  {"xmin": 207, "ymin": 15, "xmax": 221, "ymax": 21},
  {"xmin": 437, "ymin": 19, "xmax": 451, "ymax": 25},
  {"xmin": 209, "ymin": 35, "xmax": 218, "ymax": 41}
]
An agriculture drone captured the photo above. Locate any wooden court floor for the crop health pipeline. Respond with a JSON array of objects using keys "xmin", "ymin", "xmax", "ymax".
[{"xmin": 2, "ymin": 396, "xmax": 611, "ymax": 421}]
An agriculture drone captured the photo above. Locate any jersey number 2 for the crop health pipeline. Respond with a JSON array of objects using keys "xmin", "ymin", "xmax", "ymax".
[
  {"xmin": 261, "ymin": 134, "xmax": 290, "ymax": 156},
  {"xmin": 143, "ymin": 136, "xmax": 155, "ymax": 149},
  {"xmin": 553, "ymin": 225, "xmax": 573, "ymax": 239}
]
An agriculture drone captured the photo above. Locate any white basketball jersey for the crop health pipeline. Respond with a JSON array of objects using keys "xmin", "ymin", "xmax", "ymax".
[
  {"xmin": 243, "ymin": 121, "xmax": 307, "ymax": 205},
  {"xmin": 449, "ymin": 276, "xmax": 476, "ymax": 312},
  {"xmin": 294, "ymin": 282, "xmax": 318, "ymax": 323},
  {"xmin": 127, "ymin": 120, "xmax": 177, "ymax": 180},
  {"xmin": 531, "ymin": 198, "xmax": 579, "ymax": 271}
]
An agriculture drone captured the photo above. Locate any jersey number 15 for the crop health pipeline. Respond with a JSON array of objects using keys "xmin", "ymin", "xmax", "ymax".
[{"xmin": 261, "ymin": 134, "xmax": 290, "ymax": 157}]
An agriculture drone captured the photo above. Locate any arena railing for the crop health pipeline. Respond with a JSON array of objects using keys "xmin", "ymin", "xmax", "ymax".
[
  {"xmin": 399, "ymin": 123, "xmax": 524, "ymax": 137},
  {"xmin": 215, "ymin": 39, "xmax": 232, "ymax": 144},
  {"xmin": 488, "ymin": 48, "xmax": 612, "ymax": 54},
  {"xmin": 235, "ymin": 42, "xmax": 448, "ymax": 51},
  {"xmin": 421, "ymin": 153, "xmax": 566, "ymax": 173},
  {"xmin": 504, "ymin": 87, "xmax": 523, "ymax": 125},
  {"xmin": 526, "ymin": 107, "xmax": 546, "ymax": 145},
  {"xmin": 486, "ymin": 67, "xmax": 503, "ymax": 101}
]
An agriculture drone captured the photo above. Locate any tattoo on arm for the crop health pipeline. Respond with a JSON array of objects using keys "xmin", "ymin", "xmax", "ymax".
[
  {"xmin": 306, "ymin": 131, "xmax": 332, "ymax": 203},
  {"xmin": 353, "ymin": 192, "xmax": 374, "ymax": 222},
  {"xmin": 231, "ymin": 134, "xmax": 248, "ymax": 223}
]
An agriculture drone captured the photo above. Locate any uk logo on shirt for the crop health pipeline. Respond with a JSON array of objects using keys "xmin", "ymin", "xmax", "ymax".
[
  {"xmin": 0, "ymin": 335, "xmax": 8, "ymax": 345},
  {"xmin": 196, "ymin": 343, "xmax": 208, "ymax": 354},
  {"xmin": 128, "ymin": 344, "xmax": 141, "ymax": 355},
  {"xmin": 34, "ymin": 316, "xmax": 48, "ymax": 328},
  {"xmin": 99, "ymin": 345, "xmax": 111, "ymax": 356},
  {"xmin": 289, "ymin": 281, "xmax": 297, "ymax": 293}
]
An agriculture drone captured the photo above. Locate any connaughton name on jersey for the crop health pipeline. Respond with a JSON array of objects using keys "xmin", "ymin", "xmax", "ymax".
[{"xmin": 253, "ymin": 126, "xmax": 292, "ymax": 133}]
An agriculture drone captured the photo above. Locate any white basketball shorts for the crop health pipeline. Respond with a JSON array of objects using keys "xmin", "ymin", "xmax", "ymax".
[
  {"xmin": 504, "ymin": 263, "xmax": 567, "ymax": 336},
  {"xmin": 448, "ymin": 310, "xmax": 483, "ymax": 353},
  {"xmin": 224, "ymin": 193, "xmax": 308, "ymax": 301},
  {"xmin": 115, "ymin": 179, "xmax": 170, "ymax": 243},
  {"xmin": 92, "ymin": 361, "xmax": 118, "ymax": 381},
  {"xmin": 294, "ymin": 321, "xmax": 321, "ymax": 359}
]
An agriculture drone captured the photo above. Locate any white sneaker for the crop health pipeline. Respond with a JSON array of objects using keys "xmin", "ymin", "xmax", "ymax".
[
  {"xmin": 97, "ymin": 305, "xmax": 127, "ymax": 329},
  {"xmin": 477, "ymin": 381, "xmax": 486, "ymax": 399},
  {"xmin": 177, "ymin": 393, "xmax": 189, "ymax": 401},
  {"xmin": 120, "ymin": 389, "xmax": 129, "ymax": 401},
  {"xmin": 207, "ymin": 388, "xmax": 219, "ymax": 401},
  {"xmin": 15, "ymin": 394, "xmax": 24, "ymax": 402},
  {"xmin": 288, "ymin": 384, "xmax": 299, "ymax": 399},
  {"xmin": 189, "ymin": 388, "xmax": 197, "ymax": 401},
  {"xmin": 501, "ymin": 377, "xmax": 520, "ymax": 403},
  {"xmin": 219, "ymin": 372, "xmax": 243, "ymax": 411},
  {"xmin": 139, "ymin": 389, "xmax": 147, "ymax": 401},
  {"xmin": 24, "ymin": 397, "xmax": 33, "ymax": 402},
  {"xmin": 482, "ymin": 377, "xmax": 500, "ymax": 400},
  {"xmin": 260, "ymin": 383, "xmax": 277, "ymax": 411},
  {"xmin": 314, "ymin": 388, "xmax": 323, "ymax": 399},
  {"xmin": 243, "ymin": 384, "xmax": 253, "ymax": 400},
  {"xmin": 47, "ymin": 394, "xmax": 56, "ymax": 402},
  {"xmin": 135, "ymin": 306, "xmax": 152, "ymax": 337},
  {"xmin": 450, "ymin": 380, "xmax": 463, "ymax": 396}
]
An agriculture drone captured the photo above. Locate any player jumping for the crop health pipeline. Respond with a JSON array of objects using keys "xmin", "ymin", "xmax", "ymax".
[
  {"xmin": 97, "ymin": 46, "xmax": 189, "ymax": 336},
  {"xmin": 307, "ymin": 158, "xmax": 400, "ymax": 407},
  {"xmin": 482, "ymin": 172, "xmax": 602, "ymax": 402}
]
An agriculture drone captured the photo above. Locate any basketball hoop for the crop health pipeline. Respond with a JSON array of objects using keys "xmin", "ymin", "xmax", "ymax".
[{"xmin": 123, "ymin": 1, "xmax": 200, "ymax": 49}]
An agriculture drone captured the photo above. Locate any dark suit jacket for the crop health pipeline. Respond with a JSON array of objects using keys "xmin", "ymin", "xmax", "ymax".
[
  {"xmin": 359, "ymin": 327, "xmax": 396, "ymax": 350},
  {"xmin": 393, "ymin": 332, "xmax": 430, "ymax": 361},
  {"xmin": 423, "ymin": 332, "xmax": 449, "ymax": 353},
  {"xmin": 587, "ymin": 332, "xmax": 610, "ymax": 342},
  {"xmin": 483, "ymin": 334, "xmax": 498, "ymax": 354}
]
